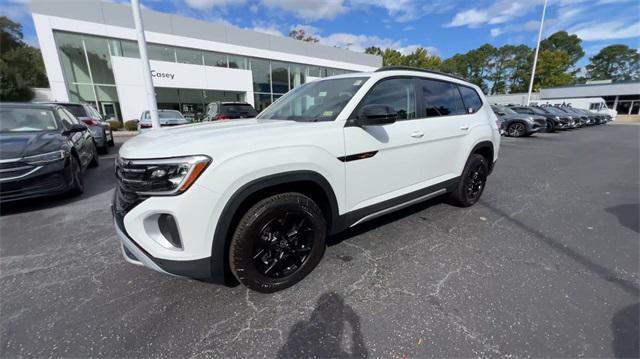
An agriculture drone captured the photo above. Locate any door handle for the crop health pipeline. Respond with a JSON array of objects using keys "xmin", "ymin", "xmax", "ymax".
[
  {"xmin": 411, "ymin": 131, "xmax": 424, "ymax": 138},
  {"xmin": 460, "ymin": 125, "xmax": 470, "ymax": 131}
]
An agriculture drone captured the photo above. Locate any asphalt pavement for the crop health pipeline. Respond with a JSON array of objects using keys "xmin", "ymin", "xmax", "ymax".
[{"xmin": 1, "ymin": 124, "xmax": 639, "ymax": 358}]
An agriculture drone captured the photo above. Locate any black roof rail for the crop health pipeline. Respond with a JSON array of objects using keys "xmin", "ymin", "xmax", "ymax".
[{"xmin": 375, "ymin": 66, "xmax": 467, "ymax": 82}]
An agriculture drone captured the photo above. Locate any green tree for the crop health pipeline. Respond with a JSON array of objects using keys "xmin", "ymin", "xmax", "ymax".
[
  {"xmin": 0, "ymin": 16, "xmax": 49, "ymax": 101},
  {"xmin": 533, "ymin": 50, "xmax": 573, "ymax": 90},
  {"xmin": 288, "ymin": 28, "xmax": 319, "ymax": 43},
  {"xmin": 403, "ymin": 47, "xmax": 441, "ymax": 70},
  {"xmin": 586, "ymin": 44, "xmax": 640, "ymax": 81},
  {"xmin": 540, "ymin": 31, "xmax": 585, "ymax": 73}
]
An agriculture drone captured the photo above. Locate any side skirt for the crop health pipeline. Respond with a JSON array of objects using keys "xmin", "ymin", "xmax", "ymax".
[{"xmin": 333, "ymin": 177, "xmax": 460, "ymax": 232}]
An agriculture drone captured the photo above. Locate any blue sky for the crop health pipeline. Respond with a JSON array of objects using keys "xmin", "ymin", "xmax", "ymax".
[{"xmin": 3, "ymin": 0, "xmax": 639, "ymax": 68}]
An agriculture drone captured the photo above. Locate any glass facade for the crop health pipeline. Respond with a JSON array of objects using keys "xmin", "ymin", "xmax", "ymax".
[{"xmin": 53, "ymin": 30, "xmax": 356, "ymax": 120}]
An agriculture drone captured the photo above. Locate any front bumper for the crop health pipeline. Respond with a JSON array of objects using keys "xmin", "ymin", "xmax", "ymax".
[{"xmin": 0, "ymin": 159, "xmax": 71, "ymax": 203}]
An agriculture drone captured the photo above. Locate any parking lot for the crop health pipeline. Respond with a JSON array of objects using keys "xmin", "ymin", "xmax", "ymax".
[{"xmin": 1, "ymin": 123, "xmax": 638, "ymax": 358}]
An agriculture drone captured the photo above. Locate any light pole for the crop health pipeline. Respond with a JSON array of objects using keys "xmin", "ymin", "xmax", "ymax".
[
  {"xmin": 527, "ymin": 0, "xmax": 548, "ymax": 106},
  {"xmin": 131, "ymin": 0, "xmax": 160, "ymax": 129}
]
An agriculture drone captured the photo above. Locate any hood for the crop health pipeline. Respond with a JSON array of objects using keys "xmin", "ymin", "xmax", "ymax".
[
  {"xmin": 120, "ymin": 118, "xmax": 329, "ymax": 159},
  {"xmin": 0, "ymin": 131, "xmax": 65, "ymax": 160}
]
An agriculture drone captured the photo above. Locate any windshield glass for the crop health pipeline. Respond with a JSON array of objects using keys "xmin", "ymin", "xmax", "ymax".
[
  {"xmin": 528, "ymin": 107, "xmax": 547, "ymax": 115},
  {"xmin": 159, "ymin": 111, "xmax": 184, "ymax": 119},
  {"xmin": 222, "ymin": 104, "xmax": 257, "ymax": 116},
  {"xmin": 257, "ymin": 77, "xmax": 369, "ymax": 122},
  {"xmin": 542, "ymin": 106, "xmax": 565, "ymax": 115},
  {"xmin": 501, "ymin": 107, "xmax": 518, "ymax": 115},
  {"xmin": 0, "ymin": 107, "xmax": 58, "ymax": 132}
]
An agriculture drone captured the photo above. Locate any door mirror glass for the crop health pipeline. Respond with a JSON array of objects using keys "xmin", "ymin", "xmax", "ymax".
[{"xmin": 357, "ymin": 104, "xmax": 397, "ymax": 126}]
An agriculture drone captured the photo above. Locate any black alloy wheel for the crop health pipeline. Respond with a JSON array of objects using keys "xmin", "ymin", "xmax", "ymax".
[
  {"xmin": 230, "ymin": 192, "xmax": 327, "ymax": 293},
  {"xmin": 507, "ymin": 122, "xmax": 526, "ymax": 137},
  {"xmin": 545, "ymin": 120, "xmax": 554, "ymax": 133},
  {"xmin": 448, "ymin": 154, "xmax": 488, "ymax": 207},
  {"xmin": 253, "ymin": 211, "xmax": 315, "ymax": 278}
]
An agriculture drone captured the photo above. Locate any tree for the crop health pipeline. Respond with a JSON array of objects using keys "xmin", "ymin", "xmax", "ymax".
[
  {"xmin": 533, "ymin": 50, "xmax": 573, "ymax": 90},
  {"xmin": 364, "ymin": 46, "xmax": 383, "ymax": 57},
  {"xmin": 288, "ymin": 28, "xmax": 319, "ymax": 43},
  {"xmin": 0, "ymin": 16, "xmax": 48, "ymax": 101},
  {"xmin": 540, "ymin": 31, "xmax": 585, "ymax": 73},
  {"xmin": 586, "ymin": 45, "xmax": 640, "ymax": 81},
  {"xmin": 403, "ymin": 47, "xmax": 441, "ymax": 70}
]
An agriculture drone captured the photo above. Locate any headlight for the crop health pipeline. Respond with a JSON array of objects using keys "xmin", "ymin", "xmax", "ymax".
[
  {"xmin": 22, "ymin": 150, "xmax": 67, "ymax": 164},
  {"xmin": 116, "ymin": 155, "xmax": 211, "ymax": 196}
]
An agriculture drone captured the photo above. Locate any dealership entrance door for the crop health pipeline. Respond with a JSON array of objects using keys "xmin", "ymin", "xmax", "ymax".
[{"xmin": 155, "ymin": 87, "xmax": 245, "ymax": 121}]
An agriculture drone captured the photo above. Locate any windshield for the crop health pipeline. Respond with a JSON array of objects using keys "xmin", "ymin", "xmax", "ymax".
[
  {"xmin": 542, "ymin": 106, "xmax": 565, "ymax": 115},
  {"xmin": 222, "ymin": 104, "xmax": 257, "ymax": 116},
  {"xmin": 528, "ymin": 107, "xmax": 547, "ymax": 115},
  {"xmin": 257, "ymin": 77, "xmax": 369, "ymax": 122},
  {"xmin": 144, "ymin": 111, "xmax": 185, "ymax": 120},
  {"xmin": 0, "ymin": 107, "xmax": 58, "ymax": 132}
]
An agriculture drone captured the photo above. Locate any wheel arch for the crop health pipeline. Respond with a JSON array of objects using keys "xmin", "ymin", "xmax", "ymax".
[
  {"xmin": 210, "ymin": 170, "xmax": 339, "ymax": 284},
  {"xmin": 469, "ymin": 141, "xmax": 495, "ymax": 173}
]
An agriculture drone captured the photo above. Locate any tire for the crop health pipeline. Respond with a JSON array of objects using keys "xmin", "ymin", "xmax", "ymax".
[
  {"xmin": 229, "ymin": 192, "xmax": 327, "ymax": 293},
  {"xmin": 108, "ymin": 130, "xmax": 115, "ymax": 146},
  {"xmin": 507, "ymin": 122, "xmax": 527, "ymax": 137},
  {"xmin": 89, "ymin": 142, "xmax": 100, "ymax": 168},
  {"xmin": 448, "ymin": 154, "xmax": 489, "ymax": 207},
  {"xmin": 68, "ymin": 155, "xmax": 84, "ymax": 196},
  {"xmin": 545, "ymin": 120, "xmax": 555, "ymax": 133}
]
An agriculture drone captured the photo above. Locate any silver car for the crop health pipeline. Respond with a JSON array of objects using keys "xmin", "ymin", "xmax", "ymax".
[{"xmin": 137, "ymin": 110, "xmax": 190, "ymax": 133}]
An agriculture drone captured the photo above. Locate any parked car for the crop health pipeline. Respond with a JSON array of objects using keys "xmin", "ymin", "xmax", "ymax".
[
  {"xmin": 491, "ymin": 105, "xmax": 546, "ymax": 137},
  {"xmin": 113, "ymin": 67, "xmax": 501, "ymax": 292},
  {"xmin": 41, "ymin": 101, "xmax": 113, "ymax": 153},
  {"xmin": 203, "ymin": 102, "xmax": 258, "ymax": 121},
  {"xmin": 539, "ymin": 106, "xmax": 579, "ymax": 129},
  {"xmin": 137, "ymin": 110, "xmax": 190, "ymax": 133},
  {"xmin": 0, "ymin": 103, "xmax": 98, "ymax": 203},
  {"xmin": 509, "ymin": 105, "xmax": 569, "ymax": 131},
  {"xmin": 554, "ymin": 106, "xmax": 592, "ymax": 126}
]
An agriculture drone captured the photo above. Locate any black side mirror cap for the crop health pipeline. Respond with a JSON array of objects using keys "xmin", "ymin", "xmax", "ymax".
[{"xmin": 357, "ymin": 104, "xmax": 398, "ymax": 126}]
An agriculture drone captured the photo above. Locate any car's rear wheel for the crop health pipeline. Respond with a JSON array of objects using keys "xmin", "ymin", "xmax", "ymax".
[
  {"xmin": 545, "ymin": 120, "xmax": 554, "ymax": 133},
  {"xmin": 448, "ymin": 154, "xmax": 488, "ymax": 207},
  {"xmin": 229, "ymin": 192, "xmax": 327, "ymax": 293},
  {"xmin": 507, "ymin": 122, "xmax": 526, "ymax": 137}
]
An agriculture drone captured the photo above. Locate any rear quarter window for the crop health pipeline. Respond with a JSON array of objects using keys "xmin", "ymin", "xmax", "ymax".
[
  {"xmin": 458, "ymin": 86, "xmax": 483, "ymax": 114},
  {"xmin": 420, "ymin": 79, "xmax": 465, "ymax": 117}
]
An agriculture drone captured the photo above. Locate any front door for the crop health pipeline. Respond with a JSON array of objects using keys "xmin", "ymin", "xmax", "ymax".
[
  {"xmin": 101, "ymin": 102, "xmax": 118, "ymax": 121},
  {"xmin": 343, "ymin": 77, "xmax": 425, "ymax": 212}
]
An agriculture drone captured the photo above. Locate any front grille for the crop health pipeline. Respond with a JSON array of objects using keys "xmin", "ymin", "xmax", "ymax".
[
  {"xmin": 0, "ymin": 160, "xmax": 36, "ymax": 180},
  {"xmin": 113, "ymin": 157, "xmax": 148, "ymax": 217}
]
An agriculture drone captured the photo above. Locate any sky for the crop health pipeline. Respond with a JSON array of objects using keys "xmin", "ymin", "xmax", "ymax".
[{"xmin": 2, "ymin": 0, "xmax": 639, "ymax": 68}]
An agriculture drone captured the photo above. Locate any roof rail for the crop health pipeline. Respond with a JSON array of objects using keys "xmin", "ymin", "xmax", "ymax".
[{"xmin": 374, "ymin": 66, "xmax": 467, "ymax": 82}]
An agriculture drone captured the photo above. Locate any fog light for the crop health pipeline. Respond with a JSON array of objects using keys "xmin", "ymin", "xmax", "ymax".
[{"xmin": 158, "ymin": 214, "xmax": 182, "ymax": 249}]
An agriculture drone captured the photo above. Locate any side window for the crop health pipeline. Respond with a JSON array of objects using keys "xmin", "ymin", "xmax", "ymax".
[
  {"xmin": 357, "ymin": 78, "xmax": 416, "ymax": 120},
  {"xmin": 458, "ymin": 85, "xmax": 483, "ymax": 114},
  {"xmin": 420, "ymin": 79, "xmax": 465, "ymax": 117},
  {"xmin": 57, "ymin": 108, "xmax": 77, "ymax": 127}
]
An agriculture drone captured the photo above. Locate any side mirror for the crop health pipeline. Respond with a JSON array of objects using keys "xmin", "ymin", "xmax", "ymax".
[
  {"xmin": 64, "ymin": 123, "xmax": 87, "ymax": 134},
  {"xmin": 497, "ymin": 112, "xmax": 505, "ymax": 116},
  {"xmin": 357, "ymin": 104, "xmax": 398, "ymax": 126}
]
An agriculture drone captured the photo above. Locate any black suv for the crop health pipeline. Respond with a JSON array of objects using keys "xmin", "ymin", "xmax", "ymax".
[{"xmin": 203, "ymin": 102, "xmax": 258, "ymax": 121}]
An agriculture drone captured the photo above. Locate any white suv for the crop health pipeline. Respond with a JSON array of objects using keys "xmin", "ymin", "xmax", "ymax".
[{"xmin": 112, "ymin": 67, "xmax": 501, "ymax": 293}]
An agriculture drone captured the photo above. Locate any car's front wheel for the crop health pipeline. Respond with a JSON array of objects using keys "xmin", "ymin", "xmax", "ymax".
[
  {"xmin": 229, "ymin": 192, "xmax": 327, "ymax": 293},
  {"xmin": 67, "ymin": 155, "xmax": 84, "ymax": 196}
]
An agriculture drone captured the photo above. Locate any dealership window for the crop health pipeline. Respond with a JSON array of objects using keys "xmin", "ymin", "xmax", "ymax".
[
  {"xmin": 67, "ymin": 83, "xmax": 96, "ymax": 103},
  {"xmin": 148, "ymin": 44, "xmax": 176, "ymax": 62},
  {"xmin": 120, "ymin": 40, "xmax": 140, "ymax": 58},
  {"xmin": 250, "ymin": 58, "xmax": 271, "ymax": 93},
  {"xmin": 204, "ymin": 52, "xmax": 227, "ymax": 67},
  {"xmin": 307, "ymin": 65, "xmax": 325, "ymax": 78},
  {"xmin": 83, "ymin": 36, "xmax": 115, "ymax": 84},
  {"xmin": 228, "ymin": 55, "xmax": 248, "ymax": 69},
  {"xmin": 54, "ymin": 32, "xmax": 92, "ymax": 84},
  {"xmin": 254, "ymin": 93, "xmax": 272, "ymax": 113},
  {"xmin": 290, "ymin": 64, "xmax": 306, "ymax": 88},
  {"xmin": 176, "ymin": 48, "xmax": 203, "ymax": 65},
  {"xmin": 271, "ymin": 61, "xmax": 289, "ymax": 94}
]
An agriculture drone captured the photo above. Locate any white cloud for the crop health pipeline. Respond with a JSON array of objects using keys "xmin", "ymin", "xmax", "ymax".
[
  {"xmin": 445, "ymin": 8, "xmax": 489, "ymax": 28},
  {"xmin": 350, "ymin": 0, "xmax": 420, "ymax": 22},
  {"xmin": 259, "ymin": 0, "xmax": 348, "ymax": 21},
  {"xmin": 251, "ymin": 25, "xmax": 284, "ymax": 37},
  {"xmin": 569, "ymin": 20, "xmax": 640, "ymax": 41},
  {"xmin": 490, "ymin": 28, "xmax": 503, "ymax": 37},
  {"xmin": 0, "ymin": 0, "xmax": 30, "ymax": 21},
  {"xmin": 183, "ymin": 0, "xmax": 245, "ymax": 10},
  {"xmin": 315, "ymin": 32, "xmax": 438, "ymax": 56}
]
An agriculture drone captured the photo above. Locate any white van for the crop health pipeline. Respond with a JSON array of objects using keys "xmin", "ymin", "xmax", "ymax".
[{"xmin": 532, "ymin": 97, "xmax": 617, "ymax": 119}]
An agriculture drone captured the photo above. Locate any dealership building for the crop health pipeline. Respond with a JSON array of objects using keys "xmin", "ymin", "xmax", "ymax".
[{"xmin": 31, "ymin": 0, "xmax": 381, "ymax": 122}]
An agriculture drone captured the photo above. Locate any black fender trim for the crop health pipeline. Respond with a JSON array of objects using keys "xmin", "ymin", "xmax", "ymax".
[
  {"xmin": 210, "ymin": 170, "xmax": 340, "ymax": 284},
  {"xmin": 469, "ymin": 141, "xmax": 495, "ymax": 174}
]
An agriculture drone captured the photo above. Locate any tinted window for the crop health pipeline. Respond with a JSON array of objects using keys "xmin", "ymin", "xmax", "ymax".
[
  {"xmin": 60, "ymin": 104, "xmax": 87, "ymax": 118},
  {"xmin": 458, "ymin": 86, "xmax": 483, "ymax": 113},
  {"xmin": 358, "ymin": 78, "xmax": 416, "ymax": 120},
  {"xmin": 221, "ymin": 104, "xmax": 258, "ymax": 117},
  {"xmin": 420, "ymin": 79, "xmax": 465, "ymax": 117},
  {"xmin": 0, "ymin": 107, "xmax": 58, "ymax": 132}
]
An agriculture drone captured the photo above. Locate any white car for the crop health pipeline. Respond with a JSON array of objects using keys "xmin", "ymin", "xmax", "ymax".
[
  {"xmin": 137, "ymin": 109, "xmax": 190, "ymax": 133},
  {"xmin": 113, "ymin": 67, "xmax": 501, "ymax": 292}
]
